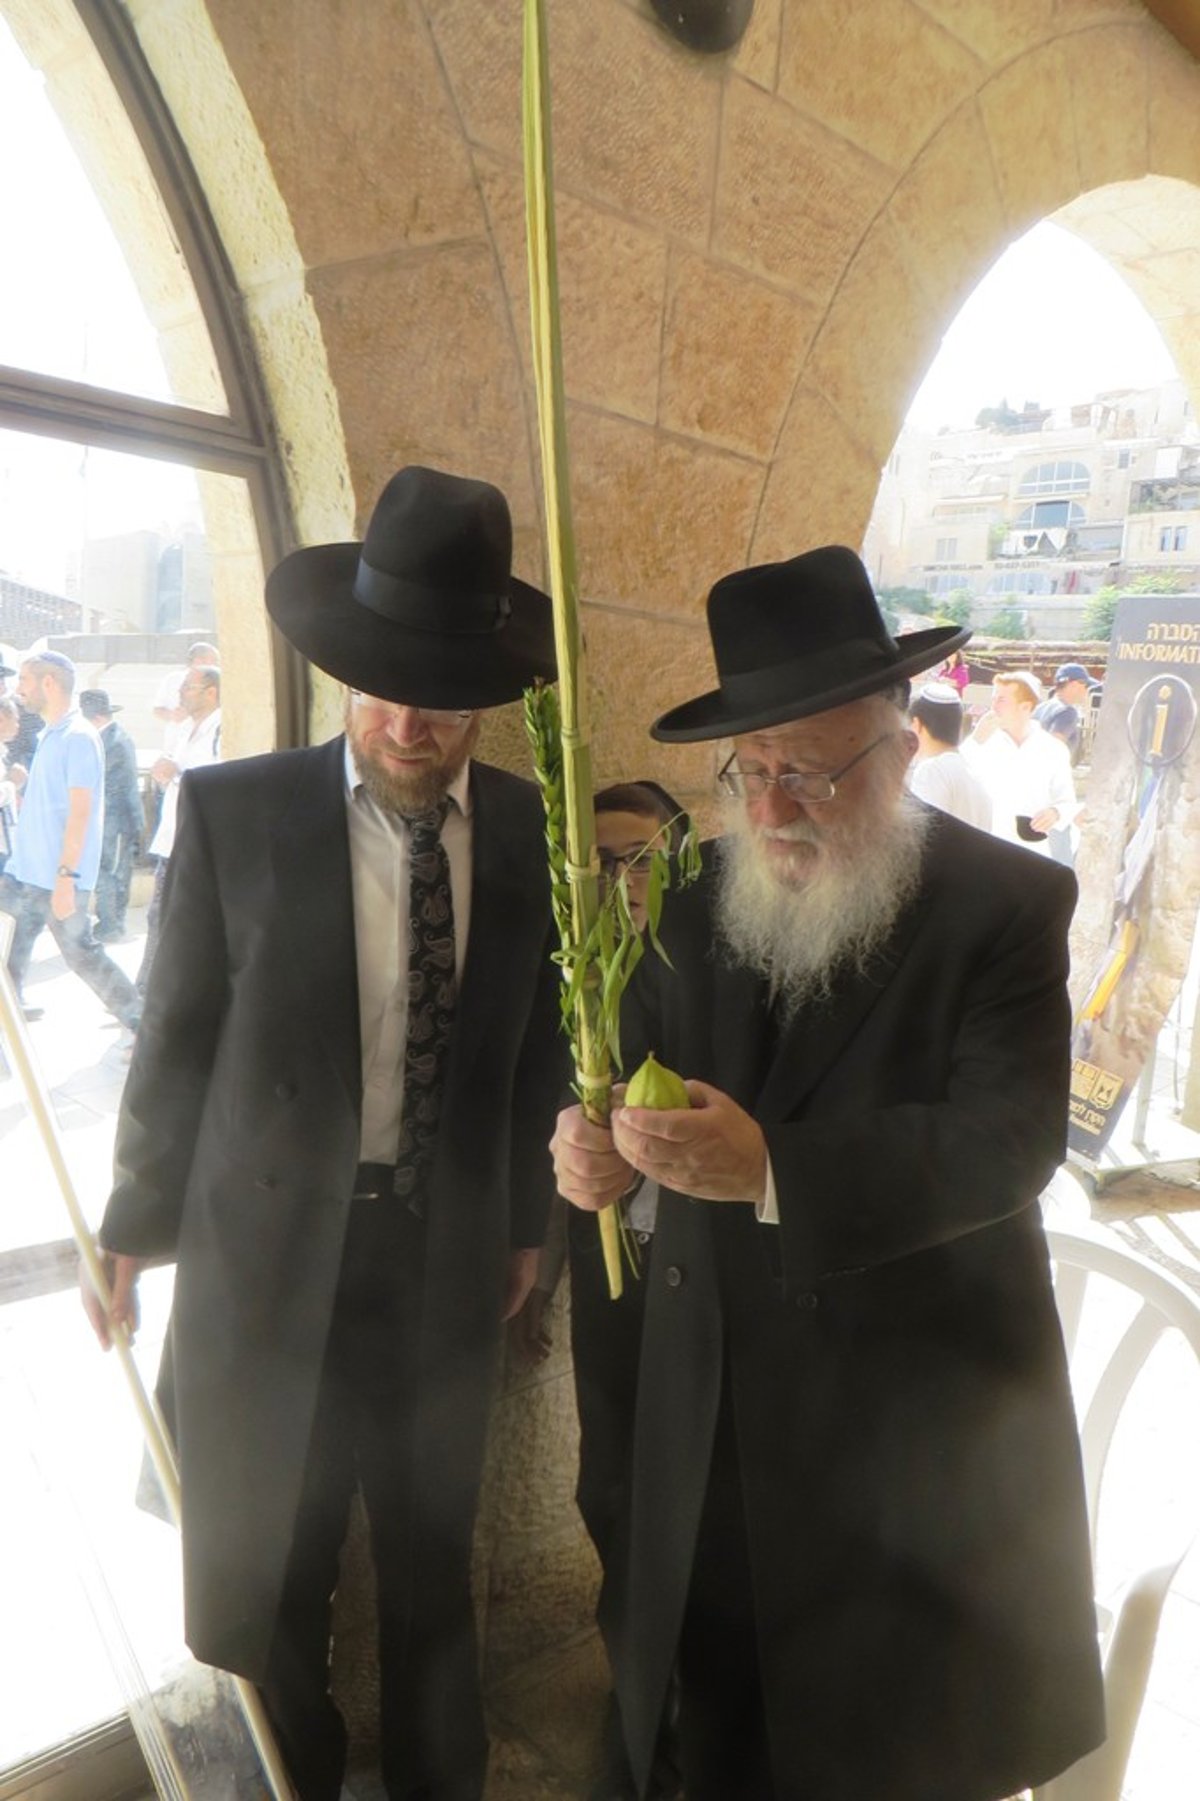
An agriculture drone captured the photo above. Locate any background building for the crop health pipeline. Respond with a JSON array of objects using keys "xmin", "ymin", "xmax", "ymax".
[
  {"xmin": 0, "ymin": 572, "xmax": 81, "ymax": 644},
  {"xmin": 78, "ymin": 527, "xmax": 214, "ymax": 636},
  {"xmin": 865, "ymin": 377, "xmax": 1200, "ymax": 636}
]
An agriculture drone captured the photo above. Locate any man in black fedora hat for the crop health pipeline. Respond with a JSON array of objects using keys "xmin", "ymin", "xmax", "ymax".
[
  {"xmin": 554, "ymin": 545, "xmax": 1103, "ymax": 1801},
  {"xmin": 83, "ymin": 466, "xmax": 565, "ymax": 1801}
]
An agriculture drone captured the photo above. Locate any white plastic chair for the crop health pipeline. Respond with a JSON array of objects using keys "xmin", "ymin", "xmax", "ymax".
[{"xmin": 1033, "ymin": 1221, "xmax": 1200, "ymax": 1800}]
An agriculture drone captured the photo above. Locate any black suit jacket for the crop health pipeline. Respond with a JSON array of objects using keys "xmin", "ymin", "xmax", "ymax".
[
  {"xmin": 102, "ymin": 736, "xmax": 564, "ymax": 1678},
  {"xmin": 607, "ymin": 811, "xmax": 1105, "ymax": 1801},
  {"xmin": 99, "ymin": 719, "xmax": 143, "ymax": 842}
]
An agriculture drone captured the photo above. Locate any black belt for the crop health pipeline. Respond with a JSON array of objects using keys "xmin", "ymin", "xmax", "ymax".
[
  {"xmin": 352, "ymin": 1161, "xmax": 428, "ymax": 1220},
  {"xmin": 352, "ymin": 1162, "xmax": 397, "ymax": 1200}
]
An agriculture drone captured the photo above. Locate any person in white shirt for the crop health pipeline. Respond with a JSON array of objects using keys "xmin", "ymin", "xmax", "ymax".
[
  {"xmin": 960, "ymin": 670, "xmax": 1079, "ymax": 863},
  {"xmin": 136, "ymin": 663, "xmax": 221, "ymax": 993},
  {"xmin": 906, "ymin": 680, "xmax": 992, "ymax": 831},
  {"xmin": 152, "ymin": 641, "xmax": 220, "ymax": 762}
]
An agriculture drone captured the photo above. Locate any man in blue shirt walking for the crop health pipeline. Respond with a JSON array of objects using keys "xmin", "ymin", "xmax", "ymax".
[{"xmin": 0, "ymin": 650, "xmax": 140, "ymax": 1029}]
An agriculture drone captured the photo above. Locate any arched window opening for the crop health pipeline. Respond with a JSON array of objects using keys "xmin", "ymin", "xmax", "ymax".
[
  {"xmin": 863, "ymin": 219, "xmax": 1185, "ymax": 648},
  {"xmin": 0, "ymin": 0, "xmax": 296, "ymax": 753}
]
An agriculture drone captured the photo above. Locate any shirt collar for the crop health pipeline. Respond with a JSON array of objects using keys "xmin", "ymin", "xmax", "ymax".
[{"xmin": 342, "ymin": 736, "xmax": 471, "ymax": 820}]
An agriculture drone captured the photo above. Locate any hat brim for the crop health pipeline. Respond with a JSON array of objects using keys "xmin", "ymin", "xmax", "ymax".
[
  {"xmin": 266, "ymin": 542, "xmax": 557, "ymax": 709},
  {"xmin": 651, "ymin": 625, "xmax": 970, "ymax": 743}
]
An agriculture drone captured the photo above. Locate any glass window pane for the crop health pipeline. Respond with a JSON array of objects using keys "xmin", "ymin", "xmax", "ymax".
[
  {"xmin": 0, "ymin": 9, "xmax": 228, "ymax": 414},
  {"xmin": 0, "ymin": 428, "xmax": 272, "ymax": 759},
  {"xmin": 0, "ymin": 446, "xmax": 269, "ymax": 1776},
  {"xmin": 0, "ymin": 1276, "xmax": 178, "ymax": 1769}
]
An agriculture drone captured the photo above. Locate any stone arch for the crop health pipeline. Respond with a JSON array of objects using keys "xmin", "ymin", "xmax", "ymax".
[
  {"xmin": 759, "ymin": 14, "xmax": 1200, "ymax": 565},
  {"xmin": 107, "ymin": 2, "xmax": 1200, "ymax": 796}
]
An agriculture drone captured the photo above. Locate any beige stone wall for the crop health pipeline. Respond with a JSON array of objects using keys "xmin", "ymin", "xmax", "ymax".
[{"xmin": 129, "ymin": 0, "xmax": 1200, "ymax": 806}]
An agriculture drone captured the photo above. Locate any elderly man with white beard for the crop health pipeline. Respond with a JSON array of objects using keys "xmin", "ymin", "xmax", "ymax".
[{"xmin": 552, "ymin": 547, "xmax": 1104, "ymax": 1801}]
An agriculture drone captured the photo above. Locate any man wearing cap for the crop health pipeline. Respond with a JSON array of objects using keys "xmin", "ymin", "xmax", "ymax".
[
  {"xmin": 0, "ymin": 652, "xmax": 141, "ymax": 1029},
  {"xmin": 1035, "ymin": 661, "xmax": 1101, "ymax": 765},
  {"xmin": 960, "ymin": 670, "xmax": 1080, "ymax": 865},
  {"xmin": 83, "ymin": 468, "xmax": 564, "ymax": 1801},
  {"xmin": 553, "ymin": 547, "xmax": 1103, "ymax": 1801},
  {"xmin": 79, "ymin": 689, "xmax": 143, "ymax": 942}
]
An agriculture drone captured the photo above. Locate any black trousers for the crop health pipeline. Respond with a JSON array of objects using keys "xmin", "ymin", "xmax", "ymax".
[
  {"xmin": 260, "ymin": 1178, "xmax": 486, "ymax": 1801},
  {"xmin": 93, "ymin": 824, "xmax": 136, "ymax": 935}
]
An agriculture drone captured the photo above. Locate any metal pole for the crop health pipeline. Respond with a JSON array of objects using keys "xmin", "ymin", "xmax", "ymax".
[{"xmin": 1131, "ymin": 1041, "xmax": 1157, "ymax": 1159}]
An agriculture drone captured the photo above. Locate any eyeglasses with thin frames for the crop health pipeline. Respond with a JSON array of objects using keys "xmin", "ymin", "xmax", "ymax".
[
  {"xmin": 597, "ymin": 845, "xmax": 656, "ymax": 883},
  {"xmin": 718, "ymin": 732, "xmax": 899, "ymax": 805},
  {"xmin": 349, "ymin": 691, "xmax": 474, "ymax": 728}
]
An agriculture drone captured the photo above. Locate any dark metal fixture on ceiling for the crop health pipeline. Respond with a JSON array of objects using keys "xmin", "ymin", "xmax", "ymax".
[{"xmin": 649, "ymin": 0, "xmax": 755, "ymax": 54}]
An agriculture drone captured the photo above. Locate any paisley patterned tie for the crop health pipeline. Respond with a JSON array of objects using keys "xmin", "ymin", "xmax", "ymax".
[{"xmin": 394, "ymin": 800, "xmax": 456, "ymax": 1206}]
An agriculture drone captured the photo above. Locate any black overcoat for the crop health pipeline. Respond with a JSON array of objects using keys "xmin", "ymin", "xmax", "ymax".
[
  {"xmin": 101, "ymin": 736, "xmax": 563, "ymax": 1680},
  {"xmin": 606, "ymin": 810, "xmax": 1105, "ymax": 1801},
  {"xmin": 100, "ymin": 718, "xmax": 143, "ymax": 842}
]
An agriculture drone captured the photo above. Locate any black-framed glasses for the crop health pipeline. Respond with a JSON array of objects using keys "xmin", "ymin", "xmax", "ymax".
[
  {"xmin": 597, "ymin": 845, "xmax": 656, "ymax": 882},
  {"xmin": 718, "ymin": 733, "xmax": 899, "ymax": 805}
]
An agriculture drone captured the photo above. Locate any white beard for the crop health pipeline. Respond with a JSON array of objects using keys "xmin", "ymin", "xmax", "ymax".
[{"xmin": 714, "ymin": 782, "xmax": 931, "ymax": 1015}]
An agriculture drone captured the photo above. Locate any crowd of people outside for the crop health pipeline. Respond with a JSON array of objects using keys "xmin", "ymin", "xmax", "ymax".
[
  {"xmin": 907, "ymin": 650, "xmax": 1102, "ymax": 869},
  {"xmin": 0, "ymin": 640, "xmax": 222, "ymax": 1039}
]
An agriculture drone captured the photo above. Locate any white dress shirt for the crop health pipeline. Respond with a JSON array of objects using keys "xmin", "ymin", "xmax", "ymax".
[
  {"xmin": 149, "ymin": 707, "xmax": 222, "ymax": 859},
  {"xmin": 960, "ymin": 721, "xmax": 1078, "ymax": 857},
  {"xmin": 909, "ymin": 749, "xmax": 993, "ymax": 832},
  {"xmin": 344, "ymin": 743, "xmax": 472, "ymax": 1163}
]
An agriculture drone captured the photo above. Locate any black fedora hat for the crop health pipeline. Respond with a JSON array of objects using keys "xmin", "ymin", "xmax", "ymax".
[
  {"xmin": 79, "ymin": 689, "xmax": 120, "ymax": 717},
  {"xmin": 652, "ymin": 546, "xmax": 970, "ymax": 743},
  {"xmin": 265, "ymin": 466, "xmax": 557, "ymax": 709}
]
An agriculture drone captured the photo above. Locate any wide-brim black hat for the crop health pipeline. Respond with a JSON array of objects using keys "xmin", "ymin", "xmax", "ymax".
[
  {"xmin": 79, "ymin": 689, "xmax": 121, "ymax": 716},
  {"xmin": 652, "ymin": 546, "xmax": 970, "ymax": 742},
  {"xmin": 265, "ymin": 465, "xmax": 557, "ymax": 709}
]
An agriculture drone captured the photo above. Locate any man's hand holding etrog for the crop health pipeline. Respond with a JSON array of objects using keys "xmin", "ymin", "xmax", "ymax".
[{"xmin": 613, "ymin": 1079, "xmax": 768, "ymax": 1204}]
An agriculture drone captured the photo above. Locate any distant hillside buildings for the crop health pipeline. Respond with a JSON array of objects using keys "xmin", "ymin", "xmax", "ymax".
[{"xmin": 865, "ymin": 378, "xmax": 1200, "ymax": 637}]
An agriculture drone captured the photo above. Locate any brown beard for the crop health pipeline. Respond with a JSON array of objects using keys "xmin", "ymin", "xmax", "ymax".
[{"xmin": 346, "ymin": 712, "xmax": 480, "ymax": 814}]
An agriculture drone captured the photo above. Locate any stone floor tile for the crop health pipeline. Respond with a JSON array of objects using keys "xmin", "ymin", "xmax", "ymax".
[{"xmin": 488, "ymin": 1630, "xmax": 610, "ymax": 1787}]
